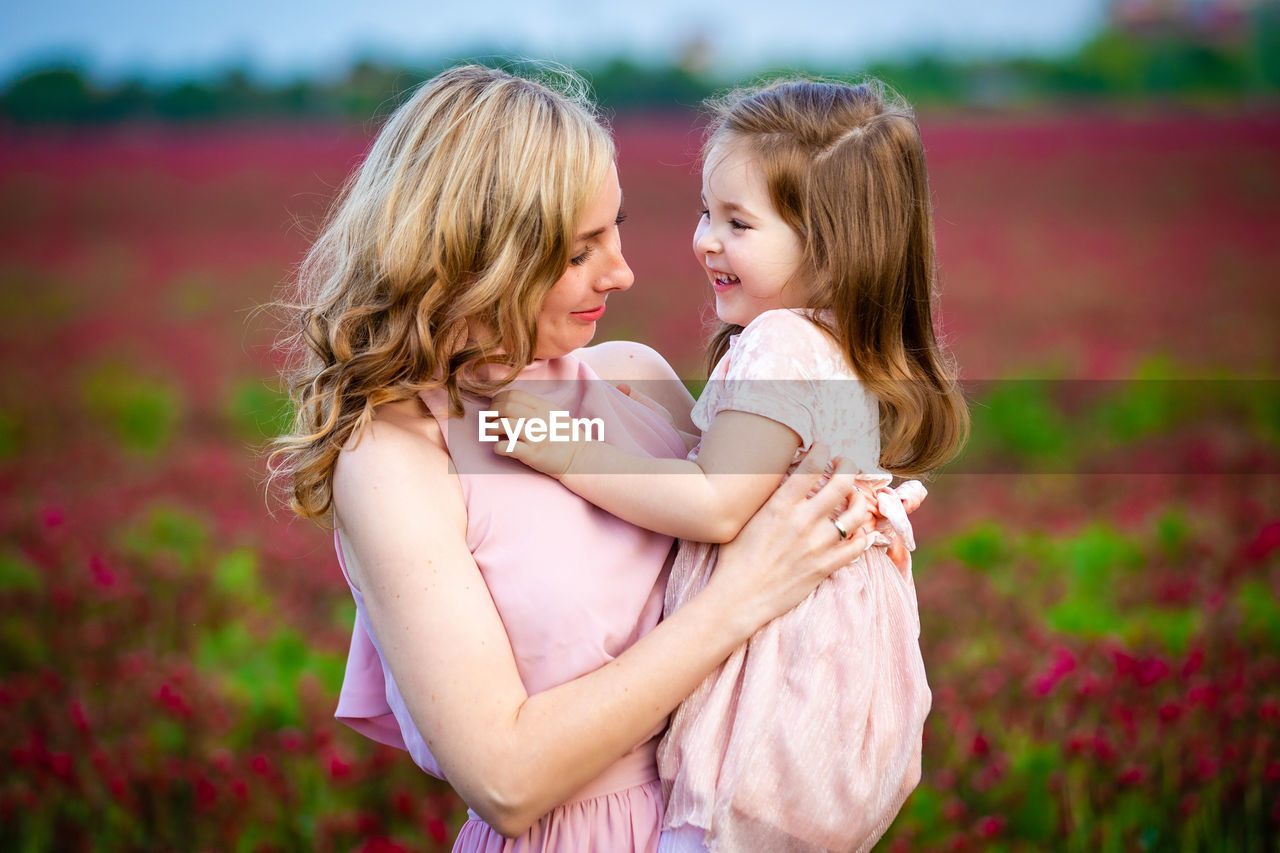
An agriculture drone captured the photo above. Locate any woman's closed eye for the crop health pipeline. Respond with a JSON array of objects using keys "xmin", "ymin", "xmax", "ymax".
[{"xmin": 571, "ymin": 211, "xmax": 628, "ymax": 266}]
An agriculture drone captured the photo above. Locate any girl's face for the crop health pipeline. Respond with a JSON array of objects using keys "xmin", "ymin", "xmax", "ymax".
[
  {"xmin": 535, "ymin": 163, "xmax": 633, "ymax": 359},
  {"xmin": 693, "ymin": 142, "xmax": 805, "ymax": 327}
]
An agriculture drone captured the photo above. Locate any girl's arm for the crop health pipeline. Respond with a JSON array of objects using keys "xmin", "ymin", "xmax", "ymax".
[
  {"xmin": 494, "ymin": 387, "xmax": 798, "ymax": 543},
  {"xmin": 335, "ymin": 424, "xmax": 874, "ymax": 838}
]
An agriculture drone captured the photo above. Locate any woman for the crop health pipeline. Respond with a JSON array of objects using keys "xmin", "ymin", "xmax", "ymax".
[{"xmin": 271, "ymin": 64, "xmax": 880, "ymax": 850}]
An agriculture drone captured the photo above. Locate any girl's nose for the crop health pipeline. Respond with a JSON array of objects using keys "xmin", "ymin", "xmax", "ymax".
[{"xmin": 693, "ymin": 218, "xmax": 720, "ymax": 256}]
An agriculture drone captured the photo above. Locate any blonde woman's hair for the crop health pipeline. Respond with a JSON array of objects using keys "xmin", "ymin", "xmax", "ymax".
[
  {"xmin": 269, "ymin": 64, "xmax": 615, "ymax": 521},
  {"xmin": 703, "ymin": 77, "xmax": 968, "ymax": 477}
]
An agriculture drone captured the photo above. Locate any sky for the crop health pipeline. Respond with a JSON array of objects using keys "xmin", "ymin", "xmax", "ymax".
[{"xmin": 1, "ymin": 0, "xmax": 1111, "ymax": 84}]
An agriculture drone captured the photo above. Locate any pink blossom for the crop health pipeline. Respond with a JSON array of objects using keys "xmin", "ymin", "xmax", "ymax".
[
  {"xmin": 195, "ymin": 775, "xmax": 218, "ymax": 810},
  {"xmin": 1242, "ymin": 520, "xmax": 1280, "ymax": 563},
  {"xmin": 1181, "ymin": 647, "xmax": 1204, "ymax": 679},
  {"xmin": 88, "ymin": 554, "xmax": 116, "ymax": 589},
  {"xmin": 70, "ymin": 699, "xmax": 90, "ymax": 733},
  {"xmin": 327, "ymin": 752, "xmax": 352, "ymax": 780},
  {"xmin": 426, "ymin": 816, "xmax": 449, "ymax": 843},
  {"xmin": 155, "ymin": 682, "xmax": 192, "ymax": 718},
  {"xmin": 974, "ymin": 815, "xmax": 1006, "ymax": 837},
  {"xmin": 277, "ymin": 727, "xmax": 304, "ymax": 752},
  {"xmin": 1137, "ymin": 656, "xmax": 1171, "ymax": 687},
  {"xmin": 1118, "ymin": 765, "xmax": 1146, "ymax": 786}
]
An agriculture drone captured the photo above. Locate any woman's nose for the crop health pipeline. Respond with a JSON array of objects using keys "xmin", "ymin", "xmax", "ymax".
[{"xmin": 600, "ymin": 243, "xmax": 634, "ymax": 292}]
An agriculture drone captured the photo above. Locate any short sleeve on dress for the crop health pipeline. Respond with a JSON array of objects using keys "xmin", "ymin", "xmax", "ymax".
[{"xmin": 693, "ymin": 309, "xmax": 845, "ymax": 452}]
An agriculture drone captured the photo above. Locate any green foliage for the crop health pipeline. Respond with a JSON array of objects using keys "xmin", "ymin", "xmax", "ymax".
[
  {"xmin": 1247, "ymin": 379, "xmax": 1280, "ymax": 444},
  {"xmin": 1090, "ymin": 380, "xmax": 1180, "ymax": 446},
  {"xmin": 1, "ymin": 67, "xmax": 92, "ymax": 122},
  {"xmin": 0, "ymin": 552, "xmax": 41, "ymax": 592},
  {"xmin": 1153, "ymin": 509, "xmax": 1191, "ymax": 561},
  {"xmin": 148, "ymin": 718, "xmax": 187, "ymax": 753},
  {"xmin": 212, "ymin": 547, "xmax": 268, "ymax": 607},
  {"xmin": 967, "ymin": 380, "xmax": 1072, "ymax": 466},
  {"xmin": 1058, "ymin": 525, "xmax": 1145, "ymax": 593},
  {"xmin": 0, "ymin": 411, "xmax": 20, "ymax": 458},
  {"xmin": 228, "ymin": 379, "xmax": 294, "ymax": 443},
  {"xmin": 1046, "ymin": 595, "xmax": 1127, "ymax": 638},
  {"xmin": 197, "ymin": 622, "xmax": 345, "ymax": 737},
  {"xmin": 1008, "ymin": 740, "xmax": 1060, "ymax": 843},
  {"xmin": 950, "ymin": 523, "xmax": 1008, "ymax": 571},
  {"xmin": 1122, "ymin": 605, "xmax": 1201, "ymax": 654},
  {"xmin": 0, "ymin": 611, "xmax": 49, "ymax": 668},
  {"xmin": 1043, "ymin": 524, "xmax": 1143, "ymax": 639},
  {"xmin": 1235, "ymin": 580, "xmax": 1280, "ymax": 645},
  {"xmin": 953, "ymin": 355, "xmax": 1280, "ymax": 475},
  {"xmin": 81, "ymin": 362, "xmax": 182, "ymax": 454},
  {"xmin": 331, "ymin": 597, "xmax": 356, "ymax": 631},
  {"xmin": 121, "ymin": 506, "xmax": 210, "ymax": 570},
  {"xmin": 587, "ymin": 58, "xmax": 707, "ymax": 110},
  {"xmin": 1038, "ymin": 517, "xmax": 1197, "ymax": 648},
  {"xmin": 7, "ymin": 20, "xmax": 1280, "ymax": 126}
]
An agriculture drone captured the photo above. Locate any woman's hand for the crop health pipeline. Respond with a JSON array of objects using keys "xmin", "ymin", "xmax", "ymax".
[
  {"xmin": 868, "ymin": 479, "xmax": 926, "ymax": 580},
  {"xmin": 705, "ymin": 444, "xmax": 877, "ymax": 639}
]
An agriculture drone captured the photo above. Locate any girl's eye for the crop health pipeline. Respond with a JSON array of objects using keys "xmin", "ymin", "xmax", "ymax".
[
  {"xmin": 729, "ymin": 219, "xmax": 749, "ymax": 231},
  {"xmin": 615, "ymin": 210, "xmax": 628, "ymax": 226},
  {"xmin": 569, "ymin": 246, "xmax": 593, "ymax": 267},
  {"xmin": 697, "ymin": 208, "xmax": 709, "ymax": 220}
]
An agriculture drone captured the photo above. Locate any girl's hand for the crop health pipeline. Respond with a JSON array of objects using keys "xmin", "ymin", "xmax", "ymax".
[
  {"xmin": 617, "ymin": 382, "xmax": 700, "ymax": 451},
  {"xmin": 707, "ymin": 444, "xmax": 876, "ymax": 637},
  {"xmin": 615, "ymin": 382, "xmax": 674, "ymax": 427},
  {"xmin": 490, "ymin": 389, "xmax": 585, "ymax": 478}
]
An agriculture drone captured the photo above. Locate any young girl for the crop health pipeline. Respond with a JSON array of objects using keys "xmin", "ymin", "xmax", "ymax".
[{"xmin": 494, "ymin": 78, "xmax": 968, "ymax": 852}]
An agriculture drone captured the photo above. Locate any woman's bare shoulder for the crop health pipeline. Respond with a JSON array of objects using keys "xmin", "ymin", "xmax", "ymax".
[
  {"xmin": 576, "ymin": 340, "xmax": 680, "ymax": 383},
  {"xmin": 333, "ymin": 397, "xmax": 459, "ymax": 515},
  {"xmin": 577, "ymin": 340, "xmax": 697, "ymax": 434}
]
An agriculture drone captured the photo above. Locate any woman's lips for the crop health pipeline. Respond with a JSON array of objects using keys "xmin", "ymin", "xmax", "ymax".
[{"xmin": 572, "ymin": 305, "xmax": 606, "ymax": 322}]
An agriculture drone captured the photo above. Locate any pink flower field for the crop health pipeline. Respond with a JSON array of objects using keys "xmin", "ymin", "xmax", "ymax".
[{"xmin": 1, "ymin": 109, "xmax": 1278, "ymax": 850}]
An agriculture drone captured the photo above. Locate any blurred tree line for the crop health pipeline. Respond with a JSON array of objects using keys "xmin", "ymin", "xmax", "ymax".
[{"xmin": 4, "ymin": 10, "xmax": 1280, "ymax": 124}]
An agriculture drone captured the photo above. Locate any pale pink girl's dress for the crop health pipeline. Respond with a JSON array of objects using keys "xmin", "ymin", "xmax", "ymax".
[
  {"xmin": 657, "ymin": 309, "xmax": 932, "ymax": 853},
  {"xmin": 334, "ymin": 354, "xmax": 688, "ymax": 852}
]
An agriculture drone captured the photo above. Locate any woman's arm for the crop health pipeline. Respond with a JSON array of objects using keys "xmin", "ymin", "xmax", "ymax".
[
  {"xmin": 493, "ymin": 388, "xmax": 799, "ymax": 543},
  {"xmin": 335, "ymin": 423, "xmax": 873, "ymax": 837}
]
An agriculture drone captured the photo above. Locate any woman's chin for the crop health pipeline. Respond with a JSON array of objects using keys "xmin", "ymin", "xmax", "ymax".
[{"xmin": 535, "ymin": 333, "xmax": 595, "ymax": 360}]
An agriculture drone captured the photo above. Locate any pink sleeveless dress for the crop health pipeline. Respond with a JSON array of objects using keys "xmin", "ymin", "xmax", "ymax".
[
  {"xmin": 334, "ymin": 354, "xmax": 688, "ymax": 852},
  {"xmin": 657, "ymin": 309, "xmax": 932, "ymax": 853}
]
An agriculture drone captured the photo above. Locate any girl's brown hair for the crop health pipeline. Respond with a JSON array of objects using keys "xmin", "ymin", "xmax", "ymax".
[
  {"xmin": 268, "ymin": 64, "xmax": 614, "ymax": 521},
  {"xmin": 703, "ymin": 77, "xmax": 968, "ymax": 477}
]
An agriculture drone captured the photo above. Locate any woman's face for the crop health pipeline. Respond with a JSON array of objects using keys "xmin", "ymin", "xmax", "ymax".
[{"xmin": 535, "ymin": 163, "xmax": 633, "ymax": 359}]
